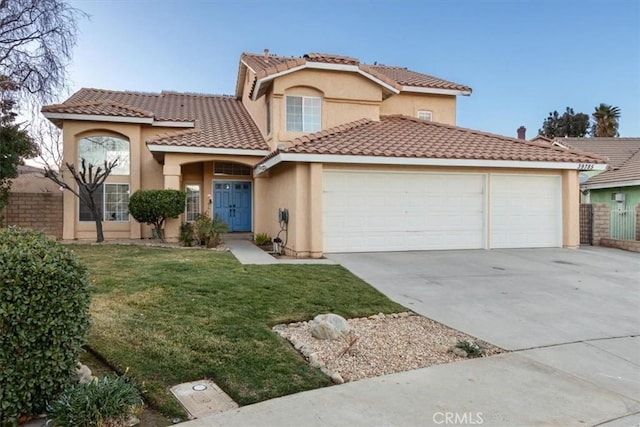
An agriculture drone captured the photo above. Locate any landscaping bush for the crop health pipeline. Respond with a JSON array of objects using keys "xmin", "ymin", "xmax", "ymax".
[
  {"xmin": 194, "ymin": 213, "xmax": 228, "ymax": 248},
  {"xmin": 47, "ymin": 375, "xmax": 143, "ymax": 427},
  {"xmin": 179, "ymin": 222, "xmax": 195, "ymax": 247},
  {"xmin": 0, "ymin": 227, "xmax": 90, "ymax": 425},
  {"xmin": 128, "ymin": 189, "xmax": 186, "ymax": 242},
  {"xmin": 255, "ymin": 232, "xmax": 272, "ymax": 246}
]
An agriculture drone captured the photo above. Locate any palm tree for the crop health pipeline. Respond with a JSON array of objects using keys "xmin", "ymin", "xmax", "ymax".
[{"xmin": 591, "ymin": 103, "xmax": 621, "ymax": 137}]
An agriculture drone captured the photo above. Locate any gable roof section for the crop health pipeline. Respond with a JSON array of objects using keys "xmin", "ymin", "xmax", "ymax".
[
  {"xmin": 553, "ymin": 138, "xmax": 640, "ymax": 188},
  {"xmin": 42, "ymin": 88, "xmax": 269, "ymax": 152},
  {"xmin": 257, "ymin": 116, "xmax": 605, "ymax": 173},
  {"xmin": 238, "ymin": 52, "xmax": 472, "ymax": 100}
]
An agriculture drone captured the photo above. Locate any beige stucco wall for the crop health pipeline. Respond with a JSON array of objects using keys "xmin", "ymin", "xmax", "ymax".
[
  {"xmin": 271, "ymin": 69, "xmax": 382, "ymax": 145},
  {"xmin": 61, "ymin": 120, "xmax": 264, "ymax": 241},
  {"xmin": 380, "ymin": 93, "xmax": 456, "ymax": 125},
  {"xmin": 253, "ymin": 162, "xmax": 322, "ymax": 258},
  {"xmin": 258, "ymin": 162, "xmax": 580, "ymax": 255},
  {"xmin": 240, "ymin": 65, "xmax": 460, "ymax": 151},
  {"xmin": 241, "ymin": 68, "xmax": 269, "ymax": 138}
]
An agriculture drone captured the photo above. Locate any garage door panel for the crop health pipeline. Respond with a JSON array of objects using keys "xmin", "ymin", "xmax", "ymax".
[
  {"xmin": 490, "ymin": 175, "xmax": 561, "ymax": 249},
  {"xmin": 323, "ymin": 171, "xmax": 486, "ymax": 253}
]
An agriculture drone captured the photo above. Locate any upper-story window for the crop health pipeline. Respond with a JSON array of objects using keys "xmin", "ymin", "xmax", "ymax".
[
  {"xmin": 78, "ymin": 135, "xmax": 130, "ymax": 175},
  {"xmin": 286, "ymin": 95, "xmax": 321, "ymax": 132},
  {"xmin": 417, "ymin": 110, "xmax": 432, "ymax": 121}
]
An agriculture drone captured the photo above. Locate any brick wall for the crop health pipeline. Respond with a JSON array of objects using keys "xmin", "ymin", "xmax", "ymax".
[
  {"xmin": 2, "ymin": 192, "xmax": 63, "ymax": 239},
  {"xmin": 600, "ymin": 238, "xmax": 640, "ymax": 253},
  {"xmin": 592, "ymin": 203, "xmax": 610, "ymax": 245}
]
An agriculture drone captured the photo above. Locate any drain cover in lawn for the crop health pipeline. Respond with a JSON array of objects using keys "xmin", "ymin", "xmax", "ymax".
[{"xmin": 170, "ymin": 380, "xmax": 238, "ymax": 419}]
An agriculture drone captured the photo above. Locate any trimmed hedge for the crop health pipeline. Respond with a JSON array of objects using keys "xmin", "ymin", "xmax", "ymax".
[
  {"xmin": 128, "ymin": 189, "xmax": 186, "ymax": 241},
  {"xmin": 0, "ymin": 228, "xmax": 90, "ymax": 425}
]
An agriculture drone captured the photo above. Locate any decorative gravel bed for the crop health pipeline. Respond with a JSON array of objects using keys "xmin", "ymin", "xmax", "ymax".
[{"xmin": 273, "ymin": 312, "xmax": 503, "ymax": 384}]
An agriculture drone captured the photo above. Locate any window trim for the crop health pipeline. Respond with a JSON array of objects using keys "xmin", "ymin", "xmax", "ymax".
[
  {"xmin": 416, "ymin": 110, "xmax": 433, "ymax": 121},
  {"xmin": 78, "ymin": 182, "xmax": 130, "ymax": 223},
  {"xmin": 185, "ymin": 183, "xmax": 201, "ymax": 222},
  {"xmin": 285, "ymin": 95, "xmax": 322, "ymax": 133}
]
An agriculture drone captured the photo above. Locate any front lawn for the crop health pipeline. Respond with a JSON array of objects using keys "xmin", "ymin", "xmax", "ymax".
[{"xmin": 71, "ymin": 245, "xmax": 405, "ymax": 418}]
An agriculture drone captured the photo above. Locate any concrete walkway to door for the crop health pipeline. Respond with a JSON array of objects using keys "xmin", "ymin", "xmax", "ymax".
[{"xmin": 182, "ymin": 246, "xmax": 639, "ymax": 426}]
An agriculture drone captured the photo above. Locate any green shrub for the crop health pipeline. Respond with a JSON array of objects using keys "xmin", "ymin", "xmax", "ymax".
[
  {"xmin": 455, "ymin": 340, "xmax": 485, "ymax": 358},
  {"xmin": 255, "ymin": 232, "xmax": 272, "ymax": 246},
  {"xmin": 0, "ymin": 227, "xmax": 90, "ymax": 425},
  {"xmin": 194, "ymin": 213, "xmax": 228, "ymax": 248},
  {"xmin": 128, "ymin": 189, "xmax": 186, "ymax": 242},
  {"xmin": 47, "ymin": 375, "xmax": 143, "ymax": 427},
  {"xmin": 179, "ymin": 222, "xmax": 195, "ymax": 247}
]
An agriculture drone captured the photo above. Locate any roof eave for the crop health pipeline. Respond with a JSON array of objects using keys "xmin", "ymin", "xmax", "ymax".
[
  {"xmin": 582, "ymin": 179, "xmax": 640, "ymax": 190},
  {"xmin": 401, "ymin": 86, "xmax": 472, "ymax": 96},
  {"xmin": 147, "ymin": 144, "xmax": 269, "ymax": 157},
  {"xmin": 250, "ymin": 62, "xmax": 401, "ymax": 101},
  {"xmin": 42, "ymin": 112, "xmax": 195, "ymax": 128},
  {"xmin": 255, "ymin": 153, "xmax": 607, "ymax": 176}
]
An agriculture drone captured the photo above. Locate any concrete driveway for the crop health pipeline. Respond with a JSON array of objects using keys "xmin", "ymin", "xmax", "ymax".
[
  {"xmin": 185, "ymin": 247, "xmax": 640, "ymax": 426},
  {"xmin": 329, "ymin": 247, "xmax": 640, "ymax": 351}
]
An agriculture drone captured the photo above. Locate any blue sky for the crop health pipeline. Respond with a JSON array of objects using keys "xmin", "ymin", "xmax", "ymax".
[{"xmin": 66, "ymin": 0, "xmax": 640, "ymax": 138}]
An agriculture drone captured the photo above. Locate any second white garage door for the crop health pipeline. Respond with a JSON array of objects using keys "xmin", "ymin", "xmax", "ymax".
[
  {"xmin": 323, "ymin": 170, "xmax": 486, "ymax": 252},
  {"xmin": 490, "ymin": 174, "xmax": 562, "ymax": 248}
]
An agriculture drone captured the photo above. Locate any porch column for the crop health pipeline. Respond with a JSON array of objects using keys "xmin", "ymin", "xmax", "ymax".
[
  {"xmin": 163, "ymin": 164, "xmax": 181, "ymax": 242},
  {"xmin": 562, "ymin": 170, "xmax": 580, "ymax": 249}
]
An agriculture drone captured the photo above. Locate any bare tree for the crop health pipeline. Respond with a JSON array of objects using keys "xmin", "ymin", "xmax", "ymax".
[
  {"xmin": 30, "ymin": 112, "xmax": 63, "ymax": 170},
  {"xmin": 44, "ymin": 158, "xmax": 117, "ymax": 243},
  {"xmin": 0, "ymin": 0, "xmax": 87, "ymax": 103}
]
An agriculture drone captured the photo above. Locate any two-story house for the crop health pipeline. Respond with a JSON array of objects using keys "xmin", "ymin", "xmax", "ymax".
[{"xmin": 42, "ymin": 51, "xmax": 604, "ymax": 256}]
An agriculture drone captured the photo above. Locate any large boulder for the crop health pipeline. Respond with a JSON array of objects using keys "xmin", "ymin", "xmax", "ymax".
[{"xmin": 309, "ymin": 313, "xmax": 350, "ymax": 340}]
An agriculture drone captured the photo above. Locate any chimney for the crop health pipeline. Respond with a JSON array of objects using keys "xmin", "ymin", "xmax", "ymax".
[
  {"xmin": 264, "ymin": 48, "xmax": 270, "ymax": 58},
  {"xmin": 517, "ymin": 126, "xmax": 526, "ymax": 140}
]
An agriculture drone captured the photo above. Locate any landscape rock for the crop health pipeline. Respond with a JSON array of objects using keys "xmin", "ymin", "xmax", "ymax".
[
  {"xmin": 309, "ymin": 313, "xmax": 350, "ymax": 340},
  {"xmin": 73, "ymin": 362, "xmax": 96, "ymax": 384},
  {"xmin": 330, "ymin": 373, "xmax": 345, "ymax": 384},
  {"xmin": 452, "ymin": 347, "xmax": 468, "ymax": 358}
]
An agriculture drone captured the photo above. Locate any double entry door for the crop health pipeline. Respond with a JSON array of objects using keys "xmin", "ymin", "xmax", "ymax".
[{"xmin": 213, "ymin": 181, "xmax": 252, "ymax": 232}]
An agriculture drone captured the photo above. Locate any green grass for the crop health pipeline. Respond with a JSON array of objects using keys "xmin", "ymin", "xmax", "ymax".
[{"xmin": 70, "ymin": 245, "xmax": 405, "ymax": 419}]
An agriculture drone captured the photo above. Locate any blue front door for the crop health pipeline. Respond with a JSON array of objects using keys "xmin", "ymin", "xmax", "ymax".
[{"xmin": 213, "ymin": 181, "xmax": 252, "ymax": 232}]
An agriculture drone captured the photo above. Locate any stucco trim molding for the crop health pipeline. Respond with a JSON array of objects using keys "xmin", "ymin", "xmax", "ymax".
[
  {"xmin": 147, "ymin": 144, "xmax": 269, "ymax": 157},
  {"xmin": 582, "ymin": 179, "xmax": 640, "ymax": 190},
  {"xmin": 255, "ymin": 152, "xmax": 608, "ymax": 176}
]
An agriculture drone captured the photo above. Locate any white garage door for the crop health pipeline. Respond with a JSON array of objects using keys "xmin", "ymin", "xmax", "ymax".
[
  {"xmin": 490, "ymin": 175, "xmax": 562, "ymax": 248},
  {"xmin": 323, "ymin": 170, "xmax": 486, "ymax": 252}
]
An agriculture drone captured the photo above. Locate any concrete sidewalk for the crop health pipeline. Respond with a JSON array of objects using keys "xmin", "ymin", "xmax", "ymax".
[
  {"xmin": 181, "ymin": 349, "xmax": 640, "ymax": 426},
  {"xmin": 226, "ymin": 240, "xmax": 335, "ymax": 265}
]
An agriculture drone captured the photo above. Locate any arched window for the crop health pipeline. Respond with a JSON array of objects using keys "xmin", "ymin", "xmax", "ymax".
[
  {"xmin": 77, "ymin": 135, "xmax": 130, "ymax": 222},
  {"xmin": 78, "ymin": 135, "xmax": 130, "ymax": 175}
]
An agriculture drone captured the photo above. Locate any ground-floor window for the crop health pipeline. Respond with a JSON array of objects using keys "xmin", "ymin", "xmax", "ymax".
[
  {"xmin": 79, "ymin": 183, "xmax": 130, "ymax": 222},
  {"xmin": 185, "ymin": 184, "xmax": 201, "ymax": 222}
]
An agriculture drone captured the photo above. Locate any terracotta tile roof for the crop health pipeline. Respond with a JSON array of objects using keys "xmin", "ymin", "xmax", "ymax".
[
  {"xmin": 555, "ymin": 138, "xmax": 640, "ymax": 185},
  {"xmin": 261, "ymin": 116, "xmax": 605, "ymax": 164},
  {"xmin": 43, "ymin": 88, "xmax": 268, "ymax": 151},
  {"xmin": 364, "ymin": 65, "xmax": 471, "ymax": 92},
  {"xmin": 42, "ymin": 100, "xmax": 154, "ymax": 118},
  {"xmin": 239, "ymin": 52, "xmax": 470, "ymax": 98}
]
